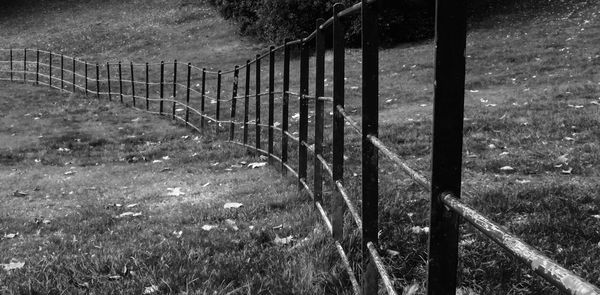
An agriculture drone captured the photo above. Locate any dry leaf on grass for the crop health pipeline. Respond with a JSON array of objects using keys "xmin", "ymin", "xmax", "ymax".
[
  {"xmin": 562, "ymin": 167, "xmax": 573, "ymax": 174},
  {"xmin": 201, "ymin": 225, "xmax": 218, "ymax": 231},
  {"xmin": 172, "ymin": 231, "xmax": 182, "ymax": 238},
  {"xmin": 12, "ymin": 190, "xmax": 28, "ymax": 197},
  {"xmin": 1, "ymin": 260, "xmax": 25, "ymax": 271},
  {"xmin": 410, "ymin": 226, "xmax": 429, "ymax": 234},
  {"xmin": 3, "ymin": 233, "xmax": 19, "ymax": 239},
  {"xmin": 274, "ymin": 235, "xmax": 294, "ymax": 245},
  {"xmin": 144, "ymin": 285, "xmax": 159, "ymax": 294},
  {"xmin": 223, "ymin": 202, "xmax": 243, "ymax": 209},
  {"xmin": 116, "ymin": 212, "xmax": 142, "ymax": 218},
  {"xmin": 166, "ymin": 187, "xmax": 185, "ymax": 196},
  {"xmin": 248, "ymin": 162, "xmax": 267, "ymax": 169},
  {"xmin": 499, "ymin": 166, "xmax": 515, "ymax": 171},
  {"xmin": 224, "ymin": 219, "xmax": 238, "ymax": 231}
]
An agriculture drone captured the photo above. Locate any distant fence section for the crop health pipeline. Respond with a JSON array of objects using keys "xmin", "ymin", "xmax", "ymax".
[{"xmin": 1, "ymin": 0, "xmax": 599, "ymax": 294}]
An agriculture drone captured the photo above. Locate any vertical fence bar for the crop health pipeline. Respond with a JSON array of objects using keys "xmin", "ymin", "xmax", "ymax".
[
  {"xmin": 160, "ymin": 61, "xmax": 164, "ymax": 115},
  {"xmin": 145, "ymin": 62, "xmax": 149, "ymax": 110},
  {"xmin": 255, "ymin": 54, "xmax": 261, "ymax": 151},
  {"xmin": 282, "ymin": 40, "xmax": 290, "ymax": 175},
  {"xmin": 200, "ymin": 69, "xmax": 206, "ymax": 131},
  {"xmin": 268, "ymin": 46, "xmax": 275, "ymax": 161},
  {"xmin": 85, "ymin": 62, "xmax": 88, "ymax": 95},
  {"xmin": 96, "ymin": 63, "xmax": 100, "ymax": 99},
  {"xmin": 106, "ymin": 63, "xmax": 112, "ymax": 101},
  {"xmin": 216, "ymin": 70, "xmax": 222, "ymax": 134},
  {"xmin": 72, "ymin": 57, "xmax": 76, "ymax": 93},
  {"xmin": 427, "ymin": 0, "xmax": 467, "ymax": 294},
  {"xmin": 49, "ymin": 52, "xmax": 53, "ymax": 87},
  {"xmin": 9, "ymin": 49, "xmax": 13, "ymax": 81},
  {"xmin": 36, "ymin": 50, "xmax": 39, "ymax": 84},
  {"xmin": 60, "ymin": 54, "xmax": 64, "ymax": 90},
  {"xmin": 314, "ymin": 20, "xmax": 325, "ymax": 205},
  {"xmin": 172, "ymin": 60, "xmax": 177, "ymax": 119},
  {"xmin": 243, "ymin": 61, "xmax": 250, "ymax": 146},
  {"xmin": 118, "ymin": 61, "xmax": 123, "ymax": 102},
  {"xmin": 299, "ymin": 41, "xmax": 309, "ymax": 191},
  {"xmin": 332, "ymin": 3, "xmax": 346, "ymax": 241},
  {"xmin": 131, "ymin": 62, "xmax": 136, "ymax": 107},
  {"xmin": 361, "ymin": 0, "xmax": 380, "ymax": 293},
  {"xmin": 185, "ymin": 63, "xmax": 191, "ymax": 124},
  {"xmin": 23, "ymin": 49, "xmax": 27, "ymax": 83},
  {"xmin": 230, "ymin": 66, "xmax": 239, "ymax": 141}
]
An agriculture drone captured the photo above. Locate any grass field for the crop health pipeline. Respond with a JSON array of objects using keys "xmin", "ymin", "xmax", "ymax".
[{"xmin": 1, "ymin": 0, "xmax": 599, "ymax": 294}]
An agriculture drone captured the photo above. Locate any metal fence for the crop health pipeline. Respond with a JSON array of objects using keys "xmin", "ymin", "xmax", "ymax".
[{"xmin": 1, "ymin": 0, "xmax": 599, "ymax": 294}]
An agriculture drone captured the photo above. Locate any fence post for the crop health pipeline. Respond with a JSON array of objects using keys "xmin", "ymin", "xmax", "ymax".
[
  {"xmin": 23, "ymin": 49, "xmax": 27, "ymax": 83},
  {"xmin": 185, "ymin": 63, "xmax": 191, "ymax": 124},
  {"xmin": 9, "ymin": 49, "xmax": 13, "ymax": 81},
  {"xmin": 268, "ymin": 46, "xmax": 275, "ymax": 162},
  {"xmin": 145, "ymin": 62, "xmax": 149, "ymax": 110},
  {"xmin": 216, "ymin": 70, "xmax": 222, "ymax": 135},
  {"xmin": 160, "ymin": 61, "xmax": 164, "ymax": 115},
  {"xmin": 255, "ymin": 54, "xmax": 261, "ymax": 151},
  {"xmin": 200, "ymin": 68, "xmax": 206, "ymax": 132},
  {"xmin": 96, "ymin": 63, "xmax": 100, "ymax": 99},
  {"xmin": 60, "ymin": 54, "xmax": 64, "ymax": 90},
  {"xmin": 243, "ymin": 60, "xmax": 251, "ymax": 146},
  {"xmin": 427, "ymin": 0, "xmax": 467, "ymax": 294},
  {"xmin": 36, "ymin": 49, "xmax": 39, "ymax": 85},
  {"xmin": 106, "ymin": 62, "xmax": 112, "ymax": 100},
  {"xmin": 49, "ymin": 52, "xmax": 53, "ymax": 87},
  {"xmin": 72, "ymin": 57, "xmax": 76, "ymax": 93},
  {"xmin": 332, "ymin": 3, "xmax": 346, "ymax": 241},
  {"xmin": 172, "ymin": 60, "xmax": 177, "ymax": 119},
  {"xmin": 230, "ymin": 66, "xmax": 239, "ymax": 141},
  {"xmin": 361, "ymin": 0, "xmax": 380, "ymax": 293},
  {"xmin": 131, "ymin": 62, "xmax": 136, "ymax": 106},
  {"xmin": 282, "ymin": 40, "xmax": 290, "ymax": 175},
  {"xmin": 314, "ymin": 20, "xmax": 325, "ymax": 205},
  {"xmin": 299, "ymin": 41, "xmax": 309, "ymax": 192},
  {"xmin": 85, "ymin": 62, "xmax": 88, "ymax": 96},
  {"xmin": 118, "ymin": 61, "xmax": 123, "ymax": 102}
]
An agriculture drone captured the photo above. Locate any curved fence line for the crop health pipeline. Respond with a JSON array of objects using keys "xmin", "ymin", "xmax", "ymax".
[{"xmin": 1, "ymin": 0, "xmax": 599, "ymax": 293}]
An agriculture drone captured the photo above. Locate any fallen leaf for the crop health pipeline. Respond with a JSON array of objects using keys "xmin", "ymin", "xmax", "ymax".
[
  {"xmin": 162, "ymin": 156, "xmax": 170, "ymax": 160},
  {"xmin": 557, "ymin": 154, "xmax": 569, "ymax": 164},
  {"xmin": 223, "ymin": 202, "xmax": 244, "ymax": 209},
  {"xmin": 166, "ymin": 187, "xmax": 185, "ymax": 196},
  {"xmin": 499, "ymin": 151, "xmax": 509, "ymax": 156},
  {"xmin": 1, "ymin": 260, "xmax": 25, "ymax": 271},
  {"xmin": 201, "ymin": 224, "xmax": 218, "ymax": 231},
  {"xmin": 143, "ymin": 285, "xmax": 159, "ymax": 294},
  {"xmin": 562, "ymin": 167, "xmax": 573, "ymax": 174},
  {"xmin": 3, "ymin": 233, "xmax": 18, "ymax": 239},
  {"xmin": 152, "ymin": 160, "xmax": 162, "ymax": 164},
  {"xmin": 126, "ymin": 203, "xmax": 138, "ymax": 208},
  {"xmin": 64, "ymin": 171, "xmax": 76, "ymax": 175},
  {"xmin": 131, "ymin": 118, "xmax": 140, "ymax": 122},
  {"xmin": 172, "ymin": 231, "xmax": 182, "ymax": 238},
  {"xmin": 516, "ymin": 179, "xmax": 531, "ymax": 184},
  {"xmin": 499, "ymin": 166, "xmax": 515, "ymax": 171},
  {"xmin": 410, "ymin": 226, "xmax": 429, "ymax": 234},
  {"xmin": 259, "ymin": 155, "xmax": 268, "ymax": 161},
  {"xmin": 12, "ymin": 190, "xmax": 28, "ymax": 197},
  {"xmin": 202, "ymin": 182, "xmax": 210, "ymax": 187},
  {"xmin": 224, "ymin": 219, "xmax": 238, "ymax": 231},
  {"xmin": 591, "ymin": 215, "xmax": 600, "ymax": 219},
  {"xmin": 248, "ymin": 162, "xmax": 267, "ymax": 169},
  {"xmin": 108, "ymin": 275, "xmax": 121, "ymax": 280},
  {"xmin": 274, "ymin": 235, "xmax": 294, "ymax": 245},
  {"xmin": 564, "ymin": 137, "xmax": 575, "ymax": 141},
  {"xmin": 116, "ymin": 212, "xmax": 142, "ymax": 218}
]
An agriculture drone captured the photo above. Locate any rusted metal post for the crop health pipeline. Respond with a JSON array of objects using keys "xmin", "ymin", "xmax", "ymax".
[
  {"xmin": 145, "ymin": 62, "xmax": 149, "ymax": 110},
  {"xmin": 9, "ymin": 49, "xmax": 13, "ymax": 81},
  {"xmin": 106, "ymin": 63, "xmax": 112, "ymax": 100},
  {"xmin": 159, "ymin": 61, "xmax": 164, "ymax": 115},
  {"xmin": 72, "ymin": 57, "xmax": 76, "ymax": 93},
  {"xmin": 200, "ymin": 68, "xmax": 206, "ymax": 131},
  {"xmin": 172, "ymin": 60, "xmax": 177, "ymax": 119},
  {"xmin": 118, "ymin": 61, "xmax": 123, "ymax": 102},
  {"xmin": 255, "ymin": 54, "xmax": 261, "ymax": 151},
  {"xmin": 361, "ymin": 0, "xmax": 380, "ymax": 293},
  {"xmin": 60, "ymin": 54, "xmax": 64, "ymax": 90},
  {"xmin": 84, "ymin": 62, "xmax": 88, "ymax": 95},
  {"xmin": 230, "ymin": 66, "xmax": 239, "ymax": 141},
  {"xmin": 332, "ymin": 3, "xmax": 346, "ymax": 241},
  {"xmin": 185, "ymin": 63, "xmax": 191, "ymax": 124},
  {"xmin": 49, "ymin": 52, "xmax": 53, "ymax": 87},
  {"xmin": 268, "ymin": 46, "xmax": 275, "ymax": 161},
  {"xmin": 131, "ymin": 62, "xmax": 136, "ymax": 106},
  {"xmin": 299, "ymin": 41, "xmax": 309, "ymax": 191},
  {"xmin": 427, "ymin": 0, "xmax": 467, "ymax": 293},
  {"xmin": 23, "ymin": 49, "xmax": 27, "ymax": 83},
  {"xmin": 314, "ymin": 20, "xmax": 325, "ymax": 205},
  {"xmin": 243, "ymin": 60, "xmax": 251, "ymax": 146},
  {"xmin": 216, "ymin": 70, "xmax": 222, "ymax": 134},
  {"xmin": 36, "ymin": 49, "xmax": 39, "ymax": 84},
  {"xmin": 281, "ymin": 40, "xmax": 290, "ymax": 175},
  {"xmin": 96, "ymin": 63, "xmax": 100, "ymax": 99}
]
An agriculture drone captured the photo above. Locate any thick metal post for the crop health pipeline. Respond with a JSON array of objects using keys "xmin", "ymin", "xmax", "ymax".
[
  {"xmin": 299, "ymin": 41, "xmax": 309, "ymax": 191},
  {"xmin": 131, "ymin": 62, "xmax": 136, "ymax": 106},
  {"xmin": 23, "ymin": 49, "xmax": 27, "ymax": 83},
  {"xmin": 118, "ymin": 61, "xmax": 123, "ymax": 102},
  {"xmin": 96, "ymin": 63, "xmax": 100, "ymax": 99},
  {"xmin": 230, "ymin": 66, "xmax": 239, "ymax": 141},
  {"xmin": 145, "ymin": 62, "xmax": 149, "ymax": 110},
  {"xmin": 200, "ymin": 68, "xmax": 206, "ymax": 131},
  {"xmin": 427, "ymin": 0, "xmax": 467, "ymax": 293},
  {"xmin": 268, "ymin": 46, "xmax": 275, "ymax": 161},
  {"xmin": 72, "ymin": 57, "xmax": 76, "ymax": 93},
  {"xmin": 106, "ymin": 63, "xmax": 112, "ymax": 100},
  {"xmin": 172, "ymin": 60, "xmax": 177, "ymax": 119},
  {"xmin": 255, "ymin": 54, "xmax": 261, "ymax": 151},
  {"xmin": 84, "ymin": 62, "xmax": 88, "ymax": 95},
  {"xmin": 60, "ymin": 54, "xmax": 64, "ymax": 90},
  {"xmin": 185, "ymin": 63, "xmax": 191, "ymax": 124},
  {"xmin": 9, "ymin": 49, "xmax": 13, "ymax": 81},
  {"xmin": 332, "ymin": 3, "xmax": 346, "ymax": 241},
  {"xmin": 49, "ymin": 52, "xmax": 53, "ymax": 87},
  {"xmin": 36, "ymin": 50, "xmax": 39, "ymax": 84},
  {"xmin": 361, "ymin": 0, "xmax": 380, "ymax": 293},
  {"xmin": 314, "ymin": 20, "xmax": 325, "ymax": 205},
  {"xmin": 243, "ymin": 61, "xmax": 251, "ymax": 146},
  {"xmin": 159, "ymin": 61, "xmax": 164, "ymax": 115},
  {"xmin": 216, "ymin": 70, "xmax": 222, "ymax": 134},
  {"xmin": 281, "ymin": 40, "xmax": 290, "ymax": 175}
]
